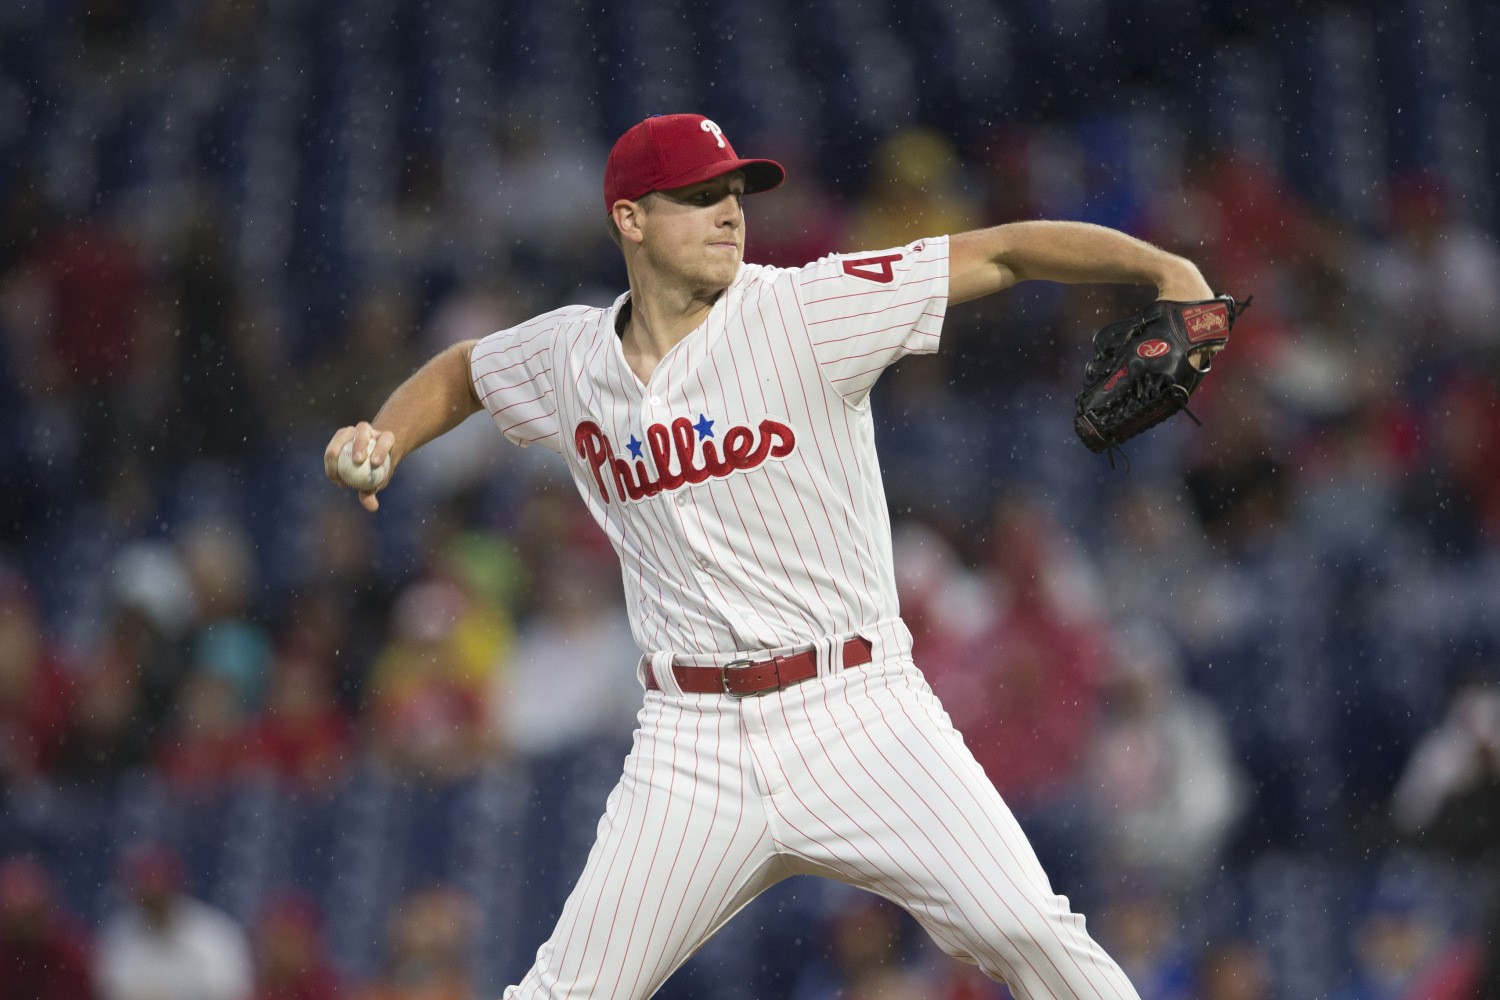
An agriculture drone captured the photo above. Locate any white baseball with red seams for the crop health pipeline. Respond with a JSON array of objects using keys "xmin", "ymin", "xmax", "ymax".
[
  {"xmin": 471, "ymin": 238, "xmax": 1141, "ymax": 1000},
  {"xmin": 336, "ymin": 439, "xmax": 390, "ymax": 492}
]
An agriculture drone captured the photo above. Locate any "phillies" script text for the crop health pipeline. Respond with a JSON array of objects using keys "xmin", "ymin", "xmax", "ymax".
[{"xmin": 574, "ymin": 416, "xmax": 796, "ymax": 504}]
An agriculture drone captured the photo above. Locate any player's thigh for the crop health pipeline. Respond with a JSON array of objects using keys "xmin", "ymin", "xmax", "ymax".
[
  {"xmin": 774, "ymin": 664, "xmax": 1133, "ymax": 996},
  {"xmin": 507, "ymin": 694, "xmax": 784, "ymax": 1000}
]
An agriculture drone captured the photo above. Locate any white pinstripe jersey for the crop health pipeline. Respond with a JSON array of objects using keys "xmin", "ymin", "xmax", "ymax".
[{"xmin": 471, "ymin": 237, "xmax": 949, "ymax": 658}]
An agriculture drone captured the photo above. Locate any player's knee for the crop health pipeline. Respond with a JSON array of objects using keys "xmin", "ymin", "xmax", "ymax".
[{"xmin": 971, "ymin": 894, "xmax": 1093, "ymax": 972}]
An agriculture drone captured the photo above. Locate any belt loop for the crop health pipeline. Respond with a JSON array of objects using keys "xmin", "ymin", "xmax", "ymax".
[
  {"xmin": 649, "ymin": 651, "xmax": 684, "ymax": 697},
  {"xmin": 815, "ymin": 635, "xmax": 842, "ymax": 679}
]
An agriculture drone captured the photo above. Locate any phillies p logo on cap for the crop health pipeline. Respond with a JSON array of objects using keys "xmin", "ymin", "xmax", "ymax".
[{"xmin": 603, "ymin": 114, "xmax": 785, "ymax": 211}]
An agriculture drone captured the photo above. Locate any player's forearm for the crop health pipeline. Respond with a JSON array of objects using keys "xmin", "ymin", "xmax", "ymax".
[
  {"xmin": 950, "ymin": 221, "xmax": 1211, "ymax": 303},
  {"xmin": 371, "ymin": 339, "xmax": 484, "ymax": 462}
]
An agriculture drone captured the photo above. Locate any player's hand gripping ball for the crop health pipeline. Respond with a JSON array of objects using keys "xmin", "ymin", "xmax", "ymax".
[{"xmin": 337, "ymin": 439, "xmax": 391, "ymax": 493}]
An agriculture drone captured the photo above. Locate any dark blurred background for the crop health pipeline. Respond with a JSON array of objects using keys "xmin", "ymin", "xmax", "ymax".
[{"xmin": 2, "ymin": 1, "xmax": 1499, "ymax": 999}]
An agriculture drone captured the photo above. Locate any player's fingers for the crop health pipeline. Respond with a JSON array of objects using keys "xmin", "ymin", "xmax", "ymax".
[
  {"xmin": 358, "ymin": 490, "xmax": 380, "ymax": 512},
  {"xmin": 324, "ymin": 426, "xmax": 357, "ymax": 482},
  {"xmin": 367, "ymin": 429, "xmax": 396, "ymax": 469},
  {"xmin": 350, "ymin": 421, "xmax": 378, "ymax": 464}
]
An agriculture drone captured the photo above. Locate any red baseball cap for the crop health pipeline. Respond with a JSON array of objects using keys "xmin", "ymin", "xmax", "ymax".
[{"xmin": 603, "ymin": 114, "xmax": 785, "ymax": 212}]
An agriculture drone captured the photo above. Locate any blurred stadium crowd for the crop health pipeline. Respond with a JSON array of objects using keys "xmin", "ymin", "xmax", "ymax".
[{"xmin": 2, "ymin": 0, "xmax": 1500, "ymax": 998}]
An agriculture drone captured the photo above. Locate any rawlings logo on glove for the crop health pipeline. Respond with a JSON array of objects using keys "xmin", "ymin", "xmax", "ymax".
[{"xmin": 1073, "ymin": 294, "xmax": 1250, "ymax": 463}]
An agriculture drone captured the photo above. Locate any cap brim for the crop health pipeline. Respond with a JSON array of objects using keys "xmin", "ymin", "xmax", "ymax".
[{"xmin": 655, "ymin": 157, "xmax": 786, "ymax": 197}]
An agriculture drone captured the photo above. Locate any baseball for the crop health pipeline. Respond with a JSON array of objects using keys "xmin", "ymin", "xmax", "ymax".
[{"xmin": 337, "ymin": 439, "xmax": 390, "ymax": 492}]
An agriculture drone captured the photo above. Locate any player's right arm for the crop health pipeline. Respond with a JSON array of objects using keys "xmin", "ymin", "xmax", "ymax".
[{"xmin": 323, "ymin": 338, "xmax": 482, "ymax": 511}]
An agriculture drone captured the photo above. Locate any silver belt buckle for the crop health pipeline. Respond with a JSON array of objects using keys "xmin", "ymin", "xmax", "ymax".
[{"xmin": 720, "ymin": 658, "xmax": 755, "ymax": 697}]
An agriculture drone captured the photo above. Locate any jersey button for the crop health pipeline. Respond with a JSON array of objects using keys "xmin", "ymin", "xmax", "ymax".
[
  {"xmin": 676, "ymin": 494, "xmax": 688, "ymax": 507},
  {"xmin": 650, "ymin": 396, "xmax": 661, "ymax": 405}
]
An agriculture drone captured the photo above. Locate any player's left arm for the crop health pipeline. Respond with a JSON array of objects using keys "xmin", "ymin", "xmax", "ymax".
[{"xmin": 948, "ymin": 221, "xmax": 1213, "ymax": 305}]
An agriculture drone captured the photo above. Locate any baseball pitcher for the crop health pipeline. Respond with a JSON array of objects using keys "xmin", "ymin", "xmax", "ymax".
[{"xmin": 324, "ymin": 113, "xmax": 1228, "ymax": 1000}]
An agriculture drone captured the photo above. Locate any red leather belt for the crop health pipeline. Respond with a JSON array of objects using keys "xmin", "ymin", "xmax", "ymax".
[{"xmin": 646, "ymin": 636, "xmax": 873, "ymax": 696}]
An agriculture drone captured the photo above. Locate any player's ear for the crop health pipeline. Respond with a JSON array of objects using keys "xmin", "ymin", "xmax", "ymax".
[{"xmin": 612, "ymin": 199, "xmax": 648, "ymax": 245}]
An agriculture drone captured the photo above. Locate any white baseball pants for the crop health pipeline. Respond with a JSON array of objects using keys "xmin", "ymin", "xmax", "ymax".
[{"xmin": 505, "ymin": 632, "xmax": 1140, "ymax": 1000}]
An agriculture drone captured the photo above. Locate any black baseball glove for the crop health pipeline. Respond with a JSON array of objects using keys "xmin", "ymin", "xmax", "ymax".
[{"xmin": 1073, "ymin": 294, "xmax": 1249, "ymax": 461}]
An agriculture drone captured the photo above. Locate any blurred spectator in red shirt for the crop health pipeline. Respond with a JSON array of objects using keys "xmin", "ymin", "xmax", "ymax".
[
  {"xmin": 0, "ymin": 856, "xmax": 97, "ymax": 1000},
  {"xmin": 742, "ymin": 140, "xmax": 850, "ymax": 267},
  {"xmin": 1397, "ymin": 374, "xmax": 1500, "ymax": 559},
  {"xmin": 1141, "ymin": 149, "xmax": 1315, "ymax": 379},
  {"xmin": 939, "ymin": 495, "xmax": 1109, "ymax": 811},
  {"xmin": 247, "ymin": 646, "xmax": 354, "ymax": 792},
  {"xmin": 0, "ymin": 574, "xmax": 75, "ymax": 785},
  {"xmin": 889, "ymin": 517, "xmax": 993, "ymax": 689},
  {"xmin": 15, "ymin": 214, "xmax": 146, "ymax": 392},
  {"xmin": 154, "ymin": 661, "xmax": 254, "ymax": 796},
  {"xmin": 251, "ymin": 891, "xmax": 343, "ymax": 1000},
  {"xmin": 4, "ymin": 211, "xmax": 150, "ymax": 499}
]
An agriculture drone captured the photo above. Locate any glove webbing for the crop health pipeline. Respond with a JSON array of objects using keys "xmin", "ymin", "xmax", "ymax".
[{"xmin": 1088, "ymin": 372, "xmax": 1202, "ymax": 471}]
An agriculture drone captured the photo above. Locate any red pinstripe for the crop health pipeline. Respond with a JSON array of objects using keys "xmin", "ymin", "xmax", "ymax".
[
  {"xmin": 874, "ymin": 668, "xmax": 1136, "ymax": 1000},
  {"xmin": 768, "ymin": 276, "xmax": 876, "ymax": 617},
  {"xmin": 829, "ymin": 363, "xmax": 894, "ymax": 385},
  {"xmin": 823, "ymin": 340, "xmax": 922, "ymax": 365},
  {"xmin": 601, "ymin": 691, "xmax": 689, "ymax": 1000},
  {"xmin": 784, "ymin": 683, "xmax": 976, "ymax": 914},
  {"xmin": 476, "ymin": 351, "xmax": 550, "ymax": 381},
  {"xmin": 488, "ymin": 388, "xmax": 550, "ymax": 413},
  {"xmin": 718, "ymin": 333, "xmax": 807, "ymax": 631},
  {"xmin": 554, "ymin": 708, "xmax": 664, "ymax": 991},
  {"xmin": 700, "ymin": 308, "xmax": 801, "ymax": 639},
  {"xmin": 734, "ymin": 308, "xmax": 832, "ymax": 630},
  {"xmin": 746, "ymin": 695, "xmax": 917, "ymax": 900},
  {"xmin": 742, "ymin": 296, "xmax": 840, "ymax": 623},
  {"xmin": 836, "ymin": 668, "xmax": 1066, "ymax": 996},
  {"xmin": 812, "ymin": 319, "xmax": 936, "ymax": 346},
  {"xmin": 599, "ymin": 332, "xmax": 715, "ymax": 654},
  {"xmin": 651, "ymin": 293, "xmax": 780, "ymax": 644},
  {"xmin": 781, "ymin": 281, "xmax": 889, "ymax": 615},
  {"xmin": 666, "ymin": 704, "xmax": 747, "ymax": 953},
  {"xmin": 500, "ymin": 410, "xmax": 559, "ymax": 437},
  {"xmin": 805, "ymin": 296, "xmax": 946, "ymax": 325},
  {"xmin": 801, "ymin": 276, "xmax": 941, "ymax": 308}
]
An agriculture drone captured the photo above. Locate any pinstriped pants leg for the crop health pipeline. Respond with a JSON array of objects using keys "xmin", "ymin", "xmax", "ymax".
[
  {"xmin": 506, "ymin": 657, "xmax": 1141, "ymax": 1000},
  {"xmin": 748, "ymin": 657, "xmax": 1142, "ymax": 1000},
  {"xmin": 506, "ymin": 691, "xmax": 788, "ymax": 1000}
]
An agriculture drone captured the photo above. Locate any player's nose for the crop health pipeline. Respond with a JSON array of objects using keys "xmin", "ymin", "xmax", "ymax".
[{"xmin": 716, "ymin": 193, "xmax": 744, "ymax": 227}]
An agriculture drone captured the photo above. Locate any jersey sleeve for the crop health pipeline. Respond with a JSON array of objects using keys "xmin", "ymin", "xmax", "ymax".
[
  {"xmin": 469, "ymin": 308, "xmax": 580, "ymax": 453},
  {"xmin": 792, "ymin": 235, "xmax": 950, "ymax": 403}
]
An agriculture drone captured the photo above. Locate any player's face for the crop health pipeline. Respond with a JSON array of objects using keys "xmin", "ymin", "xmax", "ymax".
[{"xmin": 639, "ymin": 172, "xmax": 747, "ymax": 292}]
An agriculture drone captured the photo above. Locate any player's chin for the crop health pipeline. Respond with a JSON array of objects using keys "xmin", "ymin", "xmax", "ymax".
[{"xmin": 698, "ymin": 254, "xmax": 740, "ymax": 287}]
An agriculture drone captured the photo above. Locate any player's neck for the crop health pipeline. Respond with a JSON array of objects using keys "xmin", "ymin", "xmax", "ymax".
[{"xmin": 619, "ymin": 273, "xmax": 725, "ymax": 383}]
